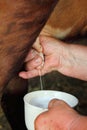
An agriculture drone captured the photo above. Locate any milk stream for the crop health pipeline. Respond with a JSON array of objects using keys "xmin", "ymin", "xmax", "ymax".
[
  {"xmin": 39, "ymin": 69, "xmax": 43, "ymax": 90},
  {"xmin": 38, "ymin": 52, "xmax": 44, "ymax": 90}
]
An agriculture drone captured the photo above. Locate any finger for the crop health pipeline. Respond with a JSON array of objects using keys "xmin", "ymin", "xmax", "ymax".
[
  {"xmin": 19, "ymin": 69, "xmax": 39, "ymax": 79},
  {"xmin": 33, "ymin": 37, "xmax": 42, "ymax": 52},
  {"xmin": 39, "ymin": 56, "xmax": 57, "ymax": 75},
  {"xmin": 25, "ymin": 49, "xmax": 37, "ymax": 62},
  {"xmin": 48, "ymin": 99, "xmax": 70, "ymax": 109},
  {"xmin": 19, "ymin": 61, "xmax": 47, "ymax": 79},
  {"xmin": 35, "ymin": 112, "xmax": 49, "ymax": 130},
  {"xmin": 39, "ymin": 35, "xmax": 59, "ymax": 55},
  {"xmin": 26, "ymin": 55, "xmax": 42, "ymax": 70}
]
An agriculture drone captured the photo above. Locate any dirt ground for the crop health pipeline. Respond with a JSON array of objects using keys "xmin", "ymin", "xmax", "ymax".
[{"xmin": 0, "ymin": 71, "xmax": 87, "ymax": 130}]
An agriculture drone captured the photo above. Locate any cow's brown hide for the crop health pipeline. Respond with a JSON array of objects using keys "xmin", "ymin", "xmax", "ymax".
[
  {"xmin": 0, "ymin": 0, "xmax": 58, "ymax": 93},
  {"xmin": 40, "ymin": 0, "xmax": 87, "ymax": 40},
  {"xmin": 0, "ymin": 1, "xmax": 58, "ymax": 130}
]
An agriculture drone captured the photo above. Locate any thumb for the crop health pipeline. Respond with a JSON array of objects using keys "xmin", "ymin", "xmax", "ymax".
[
  {"xmin": 39, "ymin": 35, "xmax": 56, "ymax": 54},
  {"xmin": 33, "ymin": 37, "xmax": 43, "ymax": 52},
  {"xmin": 48, "ymin": 99, "xmax": 70, "ymax": 109}
]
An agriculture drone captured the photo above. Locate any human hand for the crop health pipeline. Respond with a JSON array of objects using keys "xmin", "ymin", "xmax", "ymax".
[
  {"xmin": 34, "ymin": 99, "xmax": 81, "ymax": 130},
  {"xmin": 19, "ymin": 36, "xmax": 67, "ymax": 79},
  {"xmin": 19, "ymin": 35, "xmax": 87, "ymax": 81}
]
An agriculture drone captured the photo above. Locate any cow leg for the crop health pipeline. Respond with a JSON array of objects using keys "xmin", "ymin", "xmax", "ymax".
[{"xmin": 1, "ymin": 76, "xmax": 28, "ymax": 130}]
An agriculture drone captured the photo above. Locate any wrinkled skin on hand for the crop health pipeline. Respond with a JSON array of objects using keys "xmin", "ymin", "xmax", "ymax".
[{"xmin": 19, "ymin": 36, "xmax": 87, "ymax": 81}]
